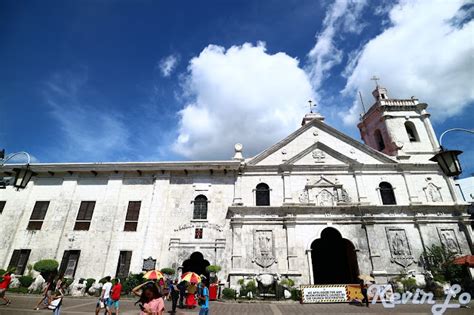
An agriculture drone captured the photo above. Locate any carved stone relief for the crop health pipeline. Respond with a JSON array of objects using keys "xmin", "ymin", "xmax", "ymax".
[
  {"xmin": 386, "ymin": 228, "xmax": 415, "ymax": 268},
  {"xmin": 252, "ymin": 230, "xmax": 277, "ymax": 268},
  {"xmin": 297, "ymin": 176, "xmax": 352, "ymax": 206},
  {"xmin": 312, "ymin": 149, "xmax": 326, "ymax": 163},
  {"xmin": 437, "ymin": 228, "xmax": 460, "ymax": 253},
  {"xmin": 423, "ymin": 180, "xmax": 442, "ymax": 203},
  {"xmin": 316, "ymin": 189, "xmax": 335, "ymax": 206}
]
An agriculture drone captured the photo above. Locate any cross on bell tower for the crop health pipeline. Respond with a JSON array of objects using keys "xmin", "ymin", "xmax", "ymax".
[
  {"xmin": 308, "ymin": 100, "xmax": 316, "ymax": 113},
  {"xmin": 370, "ymin": 75, "xmax": 388, "ymax": 100}
]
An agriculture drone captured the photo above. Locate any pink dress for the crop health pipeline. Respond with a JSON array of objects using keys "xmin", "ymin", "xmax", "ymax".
[{"xmin": 140, "ymin": 297, "xmax": 165, "ymax": 315}]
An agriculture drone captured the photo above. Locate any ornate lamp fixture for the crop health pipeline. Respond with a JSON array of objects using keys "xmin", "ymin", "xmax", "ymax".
[
  {"xmin": 0, "ymin": 149, "xmax": 36, "ymax": 190},
  {"xmin": 430, "ymin": 128, "xmax": 474, "ymax": 177}
]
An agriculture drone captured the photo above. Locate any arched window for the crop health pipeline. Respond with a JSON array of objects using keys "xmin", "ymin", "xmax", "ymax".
[
  {"xmin": 256, "ymin": 183, "xmax": 270, "ymax": 206},
  {"xmin": 374, "ymin": 129, "xmax": 385, "ymax": 151},
  {"xmin": 193, "ymin": 195, "xmax": 208, "ymax": 219},
  {"xmin": 379, "ymin": 182, "xmax": 396, "ymax": 205},
  {"xmin": 405, "ymin": 121, "xmax": 419, "ymax": 142}
]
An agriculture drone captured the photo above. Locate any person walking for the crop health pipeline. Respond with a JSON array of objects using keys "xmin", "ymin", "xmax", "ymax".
[
  {"xmin": 169, "ymin": 280, "xmax": 180, "ymax": 313},
  {"xmin": 177, "ymin": 281, "xmax": 186, "ymax": 309},
  {"xmin": 132, "ymin": 282, "xmax": 165, "ymax": 315},
  {"xmin": 185, "ymin": 282, "xmax": 197, "ymax": 309},
  {"xmin": 0, "ymin": 271, "xmax": 12, "ymax": 306},
  {"xmin": 198, "ymin": 280, "xmax": 209, "ymax": 315},
  {"xmin": 34, "ymin": 273, "xmax": 56, "ymax": 310},
  {"xmin": 95, "ymin": 276, "xmax": 112, "ymax": 315},
  {"xmin": 110, "ymin": 279, "xmax": 122, "ymax": 315},
  {"xmin": 48, "ymin": 281, "xmax": 65, "ymax": 315}
]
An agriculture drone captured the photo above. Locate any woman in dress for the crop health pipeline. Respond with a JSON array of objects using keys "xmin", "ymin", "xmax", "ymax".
[
  {"xmin": 132, "ymin": 282, "xmax": 165, "ymax": 315},
  {"xmin": 185, "ymin": 282, "xmax": 197, "ymax": 309}
]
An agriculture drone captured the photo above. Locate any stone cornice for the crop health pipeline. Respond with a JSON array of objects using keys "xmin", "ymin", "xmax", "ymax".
[
  {"xmin": 1, "ymin": 160, "xmax": 241, "ymax": 175},
  {"xmin": 227, "ymin": 204, "xmax": 470, "ymax": 219}
]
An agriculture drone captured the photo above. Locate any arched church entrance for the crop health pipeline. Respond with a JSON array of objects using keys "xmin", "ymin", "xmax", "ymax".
[
  {"xmin": 182, "ymin": 252, "xmax": 210, "ymax": 280},
  {"xmin": 311, "ymin": 227, "xmax": 359, "ymax": 284}
]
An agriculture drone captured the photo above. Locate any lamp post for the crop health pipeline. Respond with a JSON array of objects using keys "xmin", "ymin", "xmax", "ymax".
[
  {"xmin": 430, "ymin": 128, "xmax": 474, "ymax": 177},
  {"xmin": 0, "ymin": 149, "xmax": 36, "ymax": 190}
]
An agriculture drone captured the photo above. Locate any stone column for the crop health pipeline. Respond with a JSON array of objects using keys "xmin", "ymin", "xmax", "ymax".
[
  {"xmin": 363, "ymin": 222, "xmax": 387, "ymax": 282},
  {"xmin": 54, "ymin": 175, "xmax": 79, "ymax": 260},
  {"xmin": 402, "ymin": 172, "xmax": 420, "ymax": 204},
  {"xmin": 282, "ymin": 171, "xmax": 293, "ymax": 204},
  {"xmin": 101, "ymin": 174, "xmax": 124, "ymax": 276},
  {"xmin": 420, "ymin": 111, "xmax": 440, "ymax": 150},
  {"xmin": 354, "ymin": 171, "xmax": 369, "ymax": 204},
  {"xmin": 284, "ymin": 221, "xmax": 297, "ymax": 271},
  {"xmin": 305, "ymin": 249, "xmax": 314, "ymax": 284},
  {"xmin": 233, "ymin": 172, "xmax": 243, "ymax": 205},
  {"xmin": 231, "ymin": 222, "xmax": 243, "ymax": 270}
]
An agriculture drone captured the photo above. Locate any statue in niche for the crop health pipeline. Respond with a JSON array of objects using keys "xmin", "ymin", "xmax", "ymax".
[
  {"xmin": 441, "ymin": 231, "xmax": 459, "ymax": 253},
  {"xmin": 425, "ymin": 183, "xmax": 442, "ymax": 202},
  {"xmin": 317, "ymin": 189, "xmax": 334, "ymax": 206},
  {"xmin": 391, "ymin": 232, "xmax": 408, "ymax": 256}
]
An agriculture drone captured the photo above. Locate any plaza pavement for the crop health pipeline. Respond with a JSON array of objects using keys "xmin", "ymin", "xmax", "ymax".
[{"xmin": 0, "ymin": 294, "xmax": 472, "ymax": 315}]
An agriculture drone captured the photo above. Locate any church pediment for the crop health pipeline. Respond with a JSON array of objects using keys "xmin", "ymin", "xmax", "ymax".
[
  {"xmin": 283, "ymin": 142, "xmax": 359, "ymax": 166},
  {"xmin": 247, "ymin": 119, "xmax": 397, "ymax": 166}
]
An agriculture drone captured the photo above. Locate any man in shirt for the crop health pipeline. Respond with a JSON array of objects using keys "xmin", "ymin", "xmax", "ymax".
[
  {"xmin": 110, "ymin": 278, "xmax": 122, "ymax": 315},
  {"xmin": 0, "ymin": 272, "xmax": 12, "ymax": 306},
  {"xmin": 95, "ymin": 276, "xmax": 112, "ymax": 315},
  {"xmin": 198, "ymin": 280, "xmax": 209, "ymax": 315}
]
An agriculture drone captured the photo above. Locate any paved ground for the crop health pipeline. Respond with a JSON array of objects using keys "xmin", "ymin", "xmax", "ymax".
[{"xmin": 0, "ymin": 294, "xmax": 472, "ymax": 314}]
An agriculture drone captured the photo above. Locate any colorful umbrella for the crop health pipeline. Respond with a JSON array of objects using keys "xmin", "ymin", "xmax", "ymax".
[
  {"xmin": 181, "ymin": 272, "xmax": 201, "ymax": 283},
  {"xmin": 143, "ymin": 270, "xmax": 164, "ymax": 280},
  {"xmin": 452, "ymin": 255, "xmax": 474, "ymax": 267}
]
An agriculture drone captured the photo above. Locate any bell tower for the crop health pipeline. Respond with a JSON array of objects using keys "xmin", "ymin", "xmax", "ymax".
[{"xmin": 357, "ymin": 78, "xmax": 440, "ymax": 162}]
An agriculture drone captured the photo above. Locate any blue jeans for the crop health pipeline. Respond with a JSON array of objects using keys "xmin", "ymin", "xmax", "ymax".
[
  {"xmin": 53, "ymin": 305, "xmax": 61, "ymax": 315},
  {"xmin": 199, "ymin": 308, "xmax": 209, "ymax": 315}
]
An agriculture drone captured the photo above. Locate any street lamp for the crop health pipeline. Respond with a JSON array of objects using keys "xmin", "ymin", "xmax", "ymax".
[
  {"xmin": 0, "ymin": 150, "xmax": 36, "ymax": 190},
  {"xmin": 430, "ymin": 128, "xmax": 474, "ymax": 177}
]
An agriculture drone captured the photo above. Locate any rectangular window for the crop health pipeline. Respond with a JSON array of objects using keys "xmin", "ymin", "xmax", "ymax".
[
  {"xmin": 59, "ymin": 250, "xmax": 81, "ymax": 278},
  {"xmin": 27, "ymin": 201, "xmax": 50, "ymax": 230},
  {"xmin": 124, "ymin": 201, "xmax": 141, "ymax": 231},
  {"xmin": 0, "ymin": 201, "xmax": 6, "ymax": 214},
  {"xmin": 74, "ymin": 201, "xmax": 95, "ymax": 230},
  {"xmin": 8, "ymin": 249, "xmax": 31, "ymax": 275},
  {"xmin": 116, "ymin": 251, "xmax": 132, "ymax": 278}
]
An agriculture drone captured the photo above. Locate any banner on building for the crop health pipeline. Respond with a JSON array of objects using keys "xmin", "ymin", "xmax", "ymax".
[
  {"xmin": 300, "ymin": 284, "xmax": 368, "ymax": 303},
  {"xmin": 301, "ymin": 284, "xmax": 393, "ymax": 303}
]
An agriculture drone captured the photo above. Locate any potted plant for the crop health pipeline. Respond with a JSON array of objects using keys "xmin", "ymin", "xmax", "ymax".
[
  {"xmin": 206, "ymin": 265, "xmax": 221, "ymax": 283},
  {"xmin": 33, "ymin": 259, "xmax": 59, "ymax": 281}
]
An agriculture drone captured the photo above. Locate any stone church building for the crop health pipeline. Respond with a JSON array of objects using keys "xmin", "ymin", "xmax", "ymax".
[{"xmin": 0, "ymin": 85, "xmax": 472, "ymax": 286}]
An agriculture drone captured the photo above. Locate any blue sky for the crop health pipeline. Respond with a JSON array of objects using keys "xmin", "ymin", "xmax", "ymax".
[{"xmin": 1, "ymin": 0, "xmax": 473, "ymax": 177}]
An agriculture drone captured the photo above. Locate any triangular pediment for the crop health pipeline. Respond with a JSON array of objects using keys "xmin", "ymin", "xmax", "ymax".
[{"xmin": 248, "ymin": 119, "xmax": 396, "ymax": 166}]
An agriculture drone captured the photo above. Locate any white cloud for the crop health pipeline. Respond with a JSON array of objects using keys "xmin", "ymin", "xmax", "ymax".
[
  {"xmin": 158, "ymin": 54, "xmax": 179, "ymax": 77},
  {"xmin": 172, "ymin": 42, "xmax": 315, "ymax": 160},
  {"xmin": 44, "ymin": 70, "xmax": 130, "ymax": 161},
  {"xmin": 306, "ymin": 0, "xmax": 368, "ymax": 99},
  {"xmin": 342, "ymin": 0, "xmax": 474, "ymax": 125}
]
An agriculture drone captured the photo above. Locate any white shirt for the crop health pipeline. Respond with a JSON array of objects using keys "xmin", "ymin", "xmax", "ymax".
[{"xmin": 102, "ymin": 282, "xmax": 112, "ymax": 299}]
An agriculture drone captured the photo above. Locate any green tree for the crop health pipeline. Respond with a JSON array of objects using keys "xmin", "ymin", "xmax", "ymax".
[{"xmin": 423, "ymin": 244, "xmax": 464, "ymax": 284}]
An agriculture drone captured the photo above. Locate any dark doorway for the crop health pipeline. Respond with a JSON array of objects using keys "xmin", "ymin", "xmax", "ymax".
[
  {"xmin": 311, "ymin": 227, "xmax": 359, "ymax": 284},
  {"xmin": 182, "ymin": 252, "xmax": 210, "ymax": 280}
]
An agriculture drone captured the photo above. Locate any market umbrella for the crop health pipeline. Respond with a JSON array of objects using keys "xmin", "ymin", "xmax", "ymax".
[
  {"xmin": 143, "ymin": 270, "xmax": 164, "ymax": 280},
  {"xmin": 181, "ymin": 272, "xmax": 201, "ymax": 283},
  {"xmin": 452, "ymin": 255, "xmax": 474, "ymax": 267},
  {"xmin": 358, "ymin": 274, "xmax": 375, "ymax": 282}
]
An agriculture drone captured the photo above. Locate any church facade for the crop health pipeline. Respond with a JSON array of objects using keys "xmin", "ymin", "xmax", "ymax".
[{"xmin": 0, "ymin": 86, "xmax": 472, "ymax": 286}]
